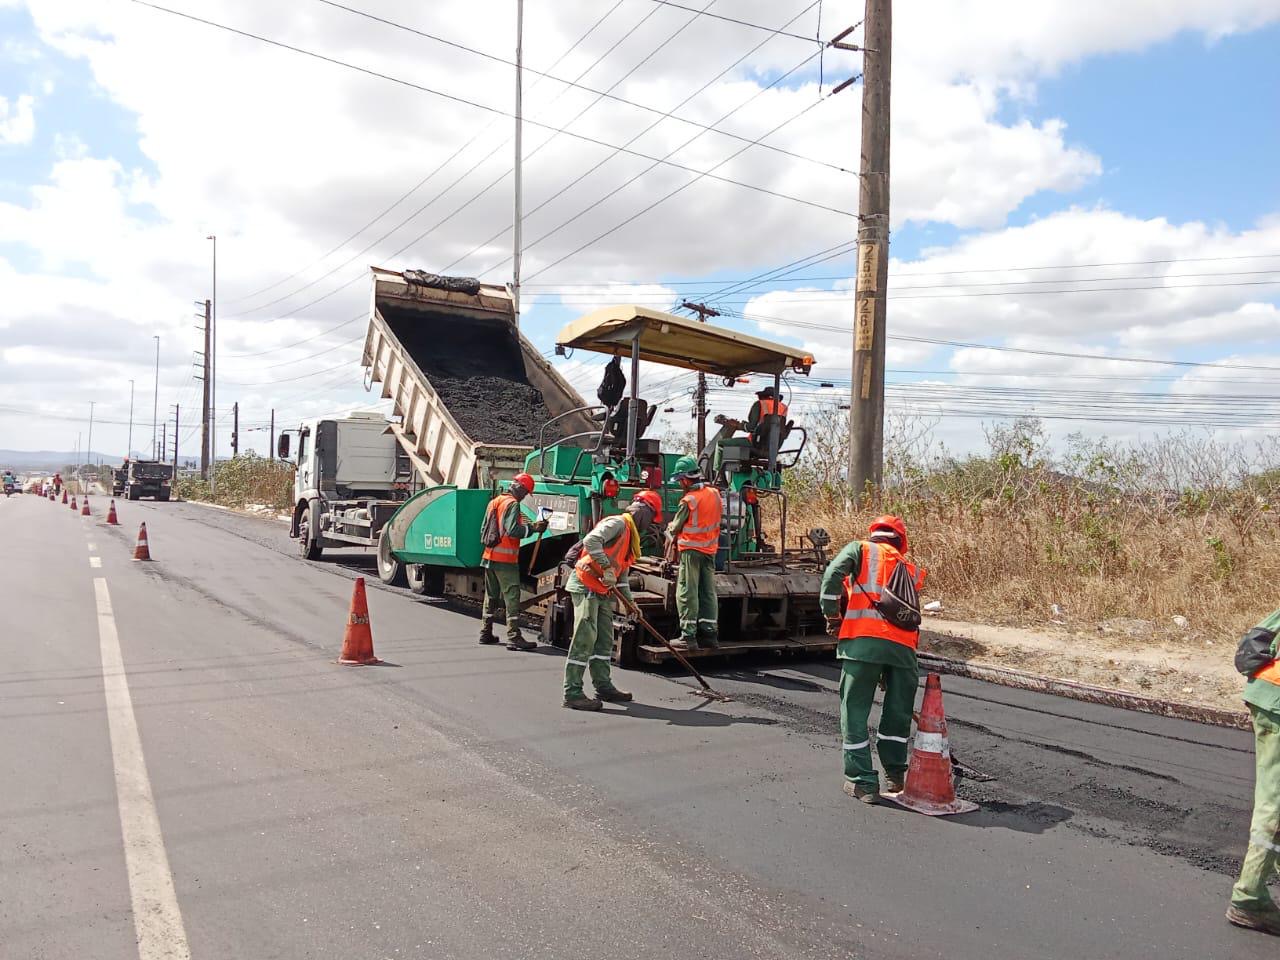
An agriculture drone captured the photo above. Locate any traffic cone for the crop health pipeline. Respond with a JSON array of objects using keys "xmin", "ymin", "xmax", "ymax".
[
  {"xmin": 338, "ymin": 577, "xmax": 380, "ymax": 665},
  {"xmin": 61, "ymin": 489, "xmax": 68, "ymax": 504},
  {"xmin": 70, "ymin": 496, "xmax": 77, "ymax": 512},
  {"xmin": 885, "ymin": 674, "xmax": 979, "ymax": 817},
  {"xmin": 81, "ymin": 498, "xmax": 91, "ymax": 516},
  {"xmin": 132, "ymin": 523, "xmax": 153, "ymax": 561},
  {"xmin": 106, "ymin": 500, "xmax": 119, "ymax": 525}
]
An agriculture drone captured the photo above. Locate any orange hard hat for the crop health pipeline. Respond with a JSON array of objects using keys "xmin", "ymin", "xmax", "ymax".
[
  {"xmin": 511, "ymin": 473, "xmax": 535, "ymax": 495},
  {"xmin": 868, "ymin": 514, "xmax": 908, "ymax": 552},
  {"xmin": 630, "ymin": 489, "xmax": 663, "ymax": 523}
]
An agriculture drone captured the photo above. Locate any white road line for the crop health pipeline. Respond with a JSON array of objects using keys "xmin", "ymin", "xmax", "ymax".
[
  {"xmin": 90, "ymin": 556, "xmax": 102, "ymax": 568},
  {"xmin": 94, "ymin": 578, "xmax": 192, "ymax": 960},
  {"xmin": 88, "ymin": 542, "xmax": 98, "ymax": 550}
]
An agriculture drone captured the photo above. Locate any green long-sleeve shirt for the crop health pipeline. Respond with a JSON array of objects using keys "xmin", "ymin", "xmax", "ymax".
[
  {"xmin": 820, "ymin": 540, "xmax": 917, "ymax": 669},
  {"xmin": 566, "ymin": 515, "xmax": 635, "ymax": 601},
  {"xmin": 1243, "ymin": 608, "xmax": 1280, "ymax": 715}
]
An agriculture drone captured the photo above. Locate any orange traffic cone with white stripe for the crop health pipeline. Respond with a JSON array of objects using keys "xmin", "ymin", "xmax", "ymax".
[
  {"xmin": 132, "ymin": 523, "xmax": 153, "ymax": 561},
  {"xmin": 81, "ymin": 497, "xmax": 91, "ymax": 516},
  {"xmin": 106, "ymin": 500, "xmax": 119, "ymax": 525},
  {"xmin": 885, "ymin": 674, "xmax": 978, "ymax": 816},
  {"xmin": 70, "ymin": 495, "xmax": 77, "ymax": 512},
  {"xmin": 338, "ymin": 577, "xmax": 380, "ymax": 665},
  {"xmin": 61, "ymin": 489, "xmax": 68, "ymax": 504}
]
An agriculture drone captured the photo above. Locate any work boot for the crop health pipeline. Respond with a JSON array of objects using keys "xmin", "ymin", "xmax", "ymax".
[
  {"xmin": 699, "ymin": 635, "xmax": 720, "ymax": 650},
  {"xmin": 563, "ymin": 694, "xmax": 603, "ymax": 712},
  {"xmin": 669, "ymin": 638, "xmax": 699, "ymax": 652},
  {"xmin": 843, "ymin": 781, "xmax": 879, "ymax": 805},
  {"xmin": 596, "ymin": 687, "xmax": 633, "ymax": 703},
  {"xmin": 506, "ymin": 635, "xmax": 537, "ymax": 652},
  {"xmin": 884, "ymin": 777, "xmax": 906, "ymax": 795},
  {"xmin": 1227, "ymin": 906, "xmax": 1280, "ymax": 936},
  {"xmin": 478, "ymin": 623, "xmax": 498, "ymax": 645}
]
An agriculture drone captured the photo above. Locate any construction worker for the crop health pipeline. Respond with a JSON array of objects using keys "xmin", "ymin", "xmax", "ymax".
[
  {"xmin": 666, "ymin": 455, "xmax": 721, "ymax": 652},
  {"xmin": 478, "ymin": 472, "xmax": 547, "ymax": 651},
  {"xmin": 1228, "ymin": 607, "xmax": 1280, "ymax": 937},
  {"xmin": 563, "ymin": 490, "xmax": 663, "ymax": 710},
  {"xmin": 820, "ymin": 516, "xmax": 927, "ymax": 804}
]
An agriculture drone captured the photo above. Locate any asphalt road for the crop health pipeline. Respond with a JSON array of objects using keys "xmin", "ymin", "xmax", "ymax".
[{"xmin": 1, "ymin": 492, "xmax": 1273, "ymax": 959}]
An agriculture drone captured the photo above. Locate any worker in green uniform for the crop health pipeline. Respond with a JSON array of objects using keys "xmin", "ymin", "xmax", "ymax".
[
  {"xmin": 478, "ymin": 472, "xmax": 547, "ymax": 651},
  {"xmin": 820, "ymin": 516, "xmax": 927, "ymax": 804},
  {"xmin": 666, "ymin": 456, "xmax": 721, "ymax": 652},
  {"xmin": 1228, "ymin": 608, "xmax": 1280, "ymax": 936},
  {"xmin": 563, "ymin": 490, "xmax": 664, "ymax": 711}
]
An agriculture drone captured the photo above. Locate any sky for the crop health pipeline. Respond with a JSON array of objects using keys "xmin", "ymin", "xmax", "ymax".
[{"xmin": 0, "ymin": 0, "xmax": 1278, "ymax": 463}]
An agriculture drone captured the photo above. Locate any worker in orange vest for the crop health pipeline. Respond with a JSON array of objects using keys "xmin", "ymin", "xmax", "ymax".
[
  {"xmin": 1227, "ymin": 608, "xmax": 1280, "ymax": 936},
  {"xmin": 562, "ymin": 490, "xmax": 664, "ymax": 711},
  {"xmin": 820, "ymin": 516, "xmax": 927, "ymax": 804},
  {"xmin": 666, "ymin": 455, "xmax": 721, "ymax": 652},
  {"xmin": 478, "ymin": 472, "xmax": 547, "ymax": 651}
]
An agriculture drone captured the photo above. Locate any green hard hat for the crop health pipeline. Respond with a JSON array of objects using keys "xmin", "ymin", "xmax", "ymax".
[{"xmin": 671, "ymin": 455, "xmax": 700, "ymax": 479}]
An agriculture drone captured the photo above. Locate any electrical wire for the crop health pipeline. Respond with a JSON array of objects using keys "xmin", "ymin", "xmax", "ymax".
[{"xmin": 644, "ymin": 0, "xmax": 824, "ymax": 42}]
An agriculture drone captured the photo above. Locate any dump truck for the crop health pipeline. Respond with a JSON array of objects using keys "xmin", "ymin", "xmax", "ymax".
[
  {"xmin": 122, "ymin": 459, "xmax": 174, "ymax": 501},
  {"xmin": 356, "ymin": 267, "xmax": 835, "ymax": 666}
]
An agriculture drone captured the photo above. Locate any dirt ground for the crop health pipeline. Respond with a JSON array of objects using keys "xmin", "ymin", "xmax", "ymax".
[{"xmin": 920, "ymin": 614, "xmax": 1249, "ymax": 715}]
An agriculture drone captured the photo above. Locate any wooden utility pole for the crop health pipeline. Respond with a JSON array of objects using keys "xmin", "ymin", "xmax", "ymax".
[
  {"xmin": 848, "ymin": 0, "xmax": 891, "ymax": 495},
  {"xmin": 172, "ymin": 404, "xmax": 180, "ymax": 479},
  {"xmin": 679, "ymin": 301, "xmax": 721, "ymax": 452},
  {"xmin": 199, "ymin": 299, "xmax": 211, "ymax": 478},
  {"xmin": 270, "ymin": 408, "xmax": 275, "ymax": 460},
  {"xmin": 231, "ymin": 401, "xmax": 239, "ymax": 457}
]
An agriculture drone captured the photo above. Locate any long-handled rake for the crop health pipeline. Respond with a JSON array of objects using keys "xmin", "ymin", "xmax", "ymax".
[{"xmin": 611, "ymin": 589, "xmax": 733, "ymax": 703}]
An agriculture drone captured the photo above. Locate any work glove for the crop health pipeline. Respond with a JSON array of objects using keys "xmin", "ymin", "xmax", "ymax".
[
  {"xmin": 824, "ymin": 615, "xmax": 841, "ymax": 638},
  {"xmin": 531, "ymin": 519, "xmax": 549, "ymax": 534},
  {"xmin": 602, "ymin": 569, "xmax": 619, "ymax": 589}
]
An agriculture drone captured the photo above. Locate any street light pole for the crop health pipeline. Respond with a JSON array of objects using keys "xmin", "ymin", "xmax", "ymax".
[
  {"xmin": 152, "ymin": 335, "xmax": 160, "ymax": 460},
  {"xmin": 127, "ymin": 379, "xmax": 134, "ymax": 458},
  {"xmin": 207, "ymin": 234, "xmax": 217, "ymax": 493},
  {"xmin": 87, "ymin": 401, "xmax": 95, "ymax": 484}
]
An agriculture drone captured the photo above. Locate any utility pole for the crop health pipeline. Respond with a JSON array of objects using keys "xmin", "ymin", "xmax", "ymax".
[
  {"xmin": 152, "ymin": 334, "xmax": 160, "ymax": 460},
  {"xmin": 270, "ymin": 408, "xmax": 275, "ymax": 460},
  {"xmin": 127, "ymin": 380, "xmax": 134, "ymax": 458},
  {"xmin": 86, "ymin": 401, "xmax": 95, "ymax": 477},
  {"xmin": 172, "ymin": 404, "xmax": 180, "ymax": 480},
  {"xmin": 207, "ymin": 235, "xmax": 217, "ymax": 493},
  {"xmin": 846, "ymin": 0, "xmax": 891, "ymax": 495},
  {"xmin": 511, "ymin": 0, "xmax": 524, "ymax": 327},
  {"xmin": 231, "ymin": 401, "xmax": 239, "ymax": 457},
  {"xmin": 199, "ymin": 299, "xmax": 211, "ymax": 478},
  {"xmin": 161, "ymin": 421, "xmax": 166, "ymax": 468},
  {"xmin": 679, "ymin": 301, "xmax": 721, "ymax": 452}
]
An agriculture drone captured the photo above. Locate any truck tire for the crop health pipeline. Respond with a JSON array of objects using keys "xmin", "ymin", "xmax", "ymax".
[
  {"xmin": 299, "ymin": 500, "xmax": 323, "ymax": 560},
  {"xmin": 376, "ymin": 530, "xmax": 407, "ymax": 587},
  {"xmin": 406, "ymin": 564, "xmax": 429, "ymax": 595},
  {"xmin": 128, "ymin": 486, "xmax": 140, "ymax": 501},
  {"xmin": 157, "ymin": 491, "xmax": 171, "ymax": 503}
]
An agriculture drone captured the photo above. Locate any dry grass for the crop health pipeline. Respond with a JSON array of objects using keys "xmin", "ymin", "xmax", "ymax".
[
  {"xmin": 176, "ymin": 453, "xmax": 295, "ymax": 512},
  {"xmin": 778, "ymin": 411, "xmax": 1280, "ymax": 645}
]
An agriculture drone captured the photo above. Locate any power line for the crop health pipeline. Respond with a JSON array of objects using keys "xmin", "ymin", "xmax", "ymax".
[
  {"xmin": 224, "ymin": 313, "xmax": 364, "ymax": 358},
  {"xmin": 644, "ymin": 0, "xmax": 825, "ymax": 42}
]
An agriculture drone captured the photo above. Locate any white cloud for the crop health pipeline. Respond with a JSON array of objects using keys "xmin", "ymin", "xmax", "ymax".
[{"xmin": 0, "ymin": 93, "xmax": 35, "ymax": 144}]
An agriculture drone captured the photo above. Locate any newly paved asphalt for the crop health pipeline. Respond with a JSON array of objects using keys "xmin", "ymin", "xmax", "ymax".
[{"xmin": 1, "ymin": 492, "xmax": 1273, "ymax": 959}]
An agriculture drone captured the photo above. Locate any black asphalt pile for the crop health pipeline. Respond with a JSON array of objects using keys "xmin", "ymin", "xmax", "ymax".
[{"xmin": 382, "ymin": 304, "xmax": 558, "ymax": 445}]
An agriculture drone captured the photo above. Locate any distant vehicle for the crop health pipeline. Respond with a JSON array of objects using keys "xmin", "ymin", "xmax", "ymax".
[
  {"xmin": 123, "ymin": 460, "xmax": 174, "ymax": 501},
  {"xmin": 2, "ymin": 471, "xmax": 16, "ymax": 496}
]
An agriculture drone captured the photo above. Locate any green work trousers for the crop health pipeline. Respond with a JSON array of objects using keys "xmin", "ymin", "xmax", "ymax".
[
  {"xmin": 480, "ymin": 562, "xmax": 523, "ymax": 641},
  {"xmin": 840, "ymin": 658, "xmax": 917, "ymax": 789},
  {"xmin": 676, "ymin": 550, "xmax": 718, "ymax": 643},
  {"xmin": 1231, "ymin": 704, "xmax": 1280, "ymax": 917},
  {"xmin": 563, "ymin": 590, "xmax": 619, "ymax": 699}
]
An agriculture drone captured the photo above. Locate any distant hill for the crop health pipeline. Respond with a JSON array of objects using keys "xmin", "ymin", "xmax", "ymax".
[{"xmin": 0, "ymin": 450, "xmax": 122, "ymax": 471}]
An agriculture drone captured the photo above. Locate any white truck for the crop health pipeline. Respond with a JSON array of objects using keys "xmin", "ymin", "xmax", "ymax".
[{"xmin": 278, "ymin": 410, "xmax": 415, "ymax": 581}]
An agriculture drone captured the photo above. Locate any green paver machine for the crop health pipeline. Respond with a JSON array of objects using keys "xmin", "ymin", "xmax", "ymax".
[{"xmin": 379, "ymin": 299, "xmax": 837, "ymax": 666}]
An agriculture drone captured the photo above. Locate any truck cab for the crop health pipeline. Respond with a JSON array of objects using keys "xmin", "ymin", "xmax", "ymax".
[{"xmin": 279, "ymin": 411, "xmax": 413, "ymax": 564}]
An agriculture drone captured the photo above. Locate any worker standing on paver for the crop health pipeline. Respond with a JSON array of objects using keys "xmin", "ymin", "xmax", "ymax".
[
  {"xmin": 1227, "ymin": 608, "xmax": 1280, "ymax": 937},
  {"xmin": 563, "ymin": 491, "xmax": 663, "ymax": 711},
  {"xmin": 820, "ymin": 516, "xmax": 927, "ymax": 804},
  {"xmin": 666, "ymin": 456, "xmax": 721, "ymax": 652},
  {"xmin": 478, "ymin": 472, "xmax": 547, "ymax": 651}
]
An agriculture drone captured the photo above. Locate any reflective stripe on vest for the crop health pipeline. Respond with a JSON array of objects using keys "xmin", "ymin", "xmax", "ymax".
[
  {"xmin": 759, "ymin": 398, "xmax": 789, "ymax": 418},
  {"xmin": 575, "ymin": 518, "xmax": 640, "ymax": 595},
  {"xmin": 839, "ymin": 540, "xmax": 923, "ymax": 650},
  {"xmin": 677, "ymin": 485, "xmax": 721, "ymax": 555},
  {"xmin": 481, "ymin": 494, "xmax": 522, "ymax": 564},
  {"xmin": 1254, "ymin": 658, "xmax": 1280, "ymax": 688}
]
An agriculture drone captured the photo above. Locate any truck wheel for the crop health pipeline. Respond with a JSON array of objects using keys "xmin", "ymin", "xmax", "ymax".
[
  {"xmin": 157, "ymin": 491, "xmax": 171, "ymax": 503},
  {"xmin": 376, "ymin": 531, "xmax": 407, "ymax": 586},
  {"xmin": 406, "ymin": 564, "xmax": 429, "ymax": 595},
  {"xmin": 128, "ymin": 486, "xmax": 140, "ymax": 501},
  {"xmin": 299, "ymin": 500, "xmax": 323, "ymax": 560}
]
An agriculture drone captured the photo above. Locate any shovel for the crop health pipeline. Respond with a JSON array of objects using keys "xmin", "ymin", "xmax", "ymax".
[
  {"xmin": 611, "ymin": 588, "xmax": 733, "ymax": 703},
  {"xmin": 911, "ymin": 710, "xmax": 995, "ymax": 782}
]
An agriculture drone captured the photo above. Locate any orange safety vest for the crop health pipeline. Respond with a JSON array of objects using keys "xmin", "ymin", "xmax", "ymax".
[
  {"xmin": 1254, "ymin": 659, "xmax": 1280, "ymax": 687},
  {"xmin": 575, "ymin": 517, "xmax": 640, "ymax": 595},
  {"xmin": 481, "ymin": 493, "xmax": 523, "ymax": 565},
  {"xmin": 677, "ymin": 485, "xmax": 722, "ymax": 555},
  {"xmin": 758, "ymin": 397, "xmax": 788, "ymax": 418},
  {"xmin": 840, "ymin": 541, "xmax": 927, "ymax": 650}
]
